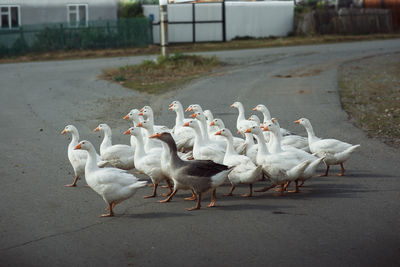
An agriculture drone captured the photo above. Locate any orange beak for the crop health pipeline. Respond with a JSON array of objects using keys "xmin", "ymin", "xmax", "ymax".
[
  {"xmin": 252, "ymin": 107, "xmax": 257, "ymax": 111},
  {"xmin": 190, "ymin": 113, "xmax": 197, "ymax": 118},
  {"xmin": 210, "ymin": 121, "xmax": 215, "ymax": 126},
  {"xmin": 140, "ymin": 108, "xmax": 144, "ymax": 112},
  {"xmin": 185, "ymin": 107, "xmax": 192, "ymax": 112},
  {"xmin": 244, "ymin": 128, "xmax": 251, "ymax": 133},
  {"xmin": 263, "ymin": 126, "xmax": 269, "ymax": 131},
  {"xmin": 183, "ymin": 122, "xmax": 190, "ymax": 127},
  {"xmin": 168, "ymin": 103, "xmax": 173, "ymax": 109},
  {"xmin": 149, "ymin": 133, "xmax": 162, "ymax": 139},
  {"xmin": 138, "ymin": 112, "xmax": 143, "ymax": 116},
  {"xmin": 74, "ymin": 143, "xmax": 82, "ymax": 150},
  {"xmin": 294, "ymin": 120, "xmax": 300, "ymax": 124},
  {"xmin": 123, "ymin": 114, "xmax": 130, "ymax": 120},
  {"xmin": 260, "ymin": 124, "xmax": 264, "ymax": 128},
  {"xmin": 271, "ymin": 118, "xmax": 276, "ymax": 123},
  {"xmin": 124, "ymin": 129, "xmax": 131, "ymax": 135},
  {"xmin": 230, "ymin": 104, "xmax": 235, "ymax": 108},
  {"xmin": 215, "ymin": 130, "xmax": 221, "ymax": 136},
  {"xmin": 61, "ymin": 129, "xmax": 66, "ymax": 134},
  {"xmin": 237, "ymin": 130, "xmax": 242, "ymax": 134},
  {"xmin": 137, "ymin": 122, "xmax": 143, "ymax": 127},
  {"xmin": 93, "ymin": 127, "xmax": 99, "ymax": 132}
]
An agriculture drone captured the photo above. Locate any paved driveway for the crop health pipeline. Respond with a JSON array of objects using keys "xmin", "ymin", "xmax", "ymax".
[{"xmin": 0, "ymin": 39, "xmax": 399, "ymax": 266}]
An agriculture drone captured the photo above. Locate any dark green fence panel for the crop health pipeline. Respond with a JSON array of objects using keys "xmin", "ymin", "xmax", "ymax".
[{"xmin": 0, "ymin": 18, "xmax": 153, "ymax": 57}]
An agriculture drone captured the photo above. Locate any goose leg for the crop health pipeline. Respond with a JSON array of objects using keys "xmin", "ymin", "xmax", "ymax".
[
  {"xmin": 144, "ymin": 183, "xmax": 158, "ymax": 198},
  {"xmin": 337, "ymin": 163, "xmax": 345, "ymax": 176},
  {"xmin": 207, "ymin": 189, "xmax": 216, "ymax": 208},
  {"xmin": 64, "ymin": 175, "xmax": 79, "ymax": 187},
  {"xmin": 288, "ymin": 180, "xmax": 300, "ymax": 193},
  {"xmin": 101, "ymin": 202, "xmax": 114, "ymax": 217},
  {"xmin": 279, "ymin": 185, "xmax": 285, "ymax": 196},
  {"xmin": 299, "ymin": 181, "xmax": 305, "ymax": 187},
  {"xmin": 184, "ymin": 189, "xmax": 197, "ymax": 201},
  {"xmin": 319, "ymin": 165, "xmax": 330, "ymax": 177},
  {"xmin": 186, "ymin": 193, "xmax": 201, "ymax": 211},
  {"xmin": 159, "ymin": 188, "xmax": 177, "ymax": 203},
  {"xmin": 106, "ymin": 202, "xmax": 116, "ymax": 211},
  {"xmin": 241, "ymin": 184, "xmax": 253, "ymax": 197},
  {"xmin": 255, "ymin": 185, "xmax": 275, "ymax": 192},
  {"xmin": 224, "ymin": 184, "xmax": 236, "ymax": 196},
  {"xmin": 161, "ymin": 179, "xmax": 173, "ymax": 197}
]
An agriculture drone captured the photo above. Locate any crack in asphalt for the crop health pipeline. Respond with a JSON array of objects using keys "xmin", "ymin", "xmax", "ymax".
[{"xmin": 0, "ymin": 221, "xmax": 107, "ymax": 252}]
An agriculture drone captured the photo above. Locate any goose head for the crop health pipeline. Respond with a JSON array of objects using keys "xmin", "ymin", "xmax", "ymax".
[
  {"xmin": 139, "ymin": 106, "xmax": 153, "ymax": 120},
  {"xmin": 61, "ymin": 125, "xmax": 78, "ymax": 135},
  {"xmin": 248, "ymin": 115, "xmax": 261, "ymax": 125},
  {"xmin": 74, "ymin": 140, "xmax": 94, "ymax": 151},
  {"xmin": 215, "ymin": 128, "xmax": 232, "ymax": 138},
  {"xmin": 294, "ymin": 118, "xmax": 311, "ymax": 128},
  {"xmin": 93, "ymin": 123, "xmax": 111, "ymax": 133},
  {"xmin": 124, "ymin": 127, "xmax": 142, "ymax": 138},
  {"xmin": 123, "ymin": 109, "xmax": 141, "ymax": 122},
  {"xmin": 169, "ymin": 100, "xmax": 183, "ymax": 111},
  {"xmin": 231, "ymin": 101, "xmax": 243, "ymax": 109},
  {"xmin": 136, "ymin": 120, "xmax": 153, "ymax": 131},
  {"xmin": 190, "ymin": 112, "xmax": 207, "ymax": 123},
  {"xmin": 210, "ymin": 118, "xmax": 224, "ymax": 129},
  {"xmin": 183, "ymin": 119, "xmax": 200, "ymax": 131},
  {"xmin": 252, "ymin": 104, "xmax": 266, "ymax": 112},
  {"xmin": 245, "ymin": 125, "xmax": 263, "ymax": 135},
  {"xmin": 186, "ymin": 104, "xmax": 202, "ymax": 113},
  {"xmin": 149, "ymin": 132, "xmax": 174, "ymax": 143},
  {"xmin": 262, "ymin": 122, "xmax": 279, "ymax": 134}
]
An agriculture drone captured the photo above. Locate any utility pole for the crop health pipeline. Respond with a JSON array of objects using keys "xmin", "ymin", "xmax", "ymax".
[{"xmin": 159, "ymin": 0, "xmax": 168, "ymax": 57}]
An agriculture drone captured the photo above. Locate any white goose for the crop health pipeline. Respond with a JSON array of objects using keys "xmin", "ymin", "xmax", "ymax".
[
  {"xmin": 74, "ymin": 140, "xmax": 147, "ymax": 217},
  {"xmin": 136, "ymin": 120, "xmax": 163, "ymax": 152},
  {"xmin": 245, "ymin": 125, "xmax": 311, "ymax": 195},
  {"xmin": 183, "ymin": 120, "xmax": 225, "ymax": 164},
  {"xmin": 124, "ymin": 127, "xmax": 172, "ymax": 198},
  {"xmin": 271, "ymin": 118, "xmax": 310, "ymax": 152},
  {"xmin": 248, "ymin": 114, "xmax": 270, "ymax": 143},
  {"xmin": 94, "ymin": 124, "xmax": 135, "ymax": 170},
  {"xmin": 169, "ymin": 100, "xmax": 194, "ymax": 152},
  {"xmin": 61, "ymin": 125, "xmax": 103, "ymax": 187},
  {"xmin": 216, "ymin": 128, "xmax": 263, "ymax": 197},
  {"xmin": 191, "ymin": 112, "xmax": 226, "ymax": 151},
  {"xmin": 295, "ymin": 118, "xmax": 360, "ymax": 176},
  {"xmin": 253, "ymin": 104, "xmax": 292, "ymax": 136},
  {"xmin": 231, "ymin": 101, "xmax": 257, "ymax": 133},
  {"xmin": 140, "ymin": 105, "xmax": 171, "ymax": 133},
  {"xmin": 264, "ymin": 122, "xmax": 324, "ymax": 192},
  {"xmin": 123, "ymin": 108, "xmax": 142, "ymax": 148},
  {"xmin": 210, "ymin": 118, "xmax": 246, "ymax": 154}
]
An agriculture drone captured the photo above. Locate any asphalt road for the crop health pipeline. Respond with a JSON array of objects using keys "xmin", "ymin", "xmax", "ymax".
[{"xmin": 1, "ymin": 39, "xmax": 399, "ymax": 267}]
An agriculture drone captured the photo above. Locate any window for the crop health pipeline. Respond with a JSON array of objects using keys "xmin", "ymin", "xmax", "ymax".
[
  {"xmin": 0, "ymin": 6, "xmax": 20, "ymax": 29},
  {"xmin": 67, "ymin": 4, "xmax": 88, "ymax": 27}
]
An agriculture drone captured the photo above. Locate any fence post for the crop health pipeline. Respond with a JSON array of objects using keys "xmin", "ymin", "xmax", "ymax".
[
  {"xmin": 192, "ymin": 3, "xmax": 196, "ymax": 43},
  {"xmin": 19, "ymin": 26, "xmax": 25, "ymax": 53},
  {"xmin": 106, "ymin": 22, "xmax": 110, "ymax": 48},
  {"xmin": 222, "ymin": 0, "xmax": 226, "ymax": 42},
  {"xmin": 60, "ymin": 24, "xmax": 65, "ymax": 50}
]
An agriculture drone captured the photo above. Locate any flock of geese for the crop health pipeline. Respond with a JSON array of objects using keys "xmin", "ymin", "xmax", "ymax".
[{"xmin": 62, "ymin": 100, "xmax": 360, "ymax": 217}]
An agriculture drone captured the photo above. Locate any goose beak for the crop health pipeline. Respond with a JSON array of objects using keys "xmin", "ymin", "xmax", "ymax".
[
  {"xmin": 124, "ymin": 129, "xmax": 131, "ymax": 135},
  {"xmin": 244, "ymin": 128, "xmax": 251, "ymax": 133},
  {"xmin": 137, "ymin": 122, "xmax": 143, "ymax": 127},
  {"xmin": 123, "ymin": 114, "xmax": 130, "ymax": 120},
  {"xmin": 230, "ymin": 104, "xmax": 235, "ymax": 108},
  {"xmin": 149, "ymin": 133, "xmax": 162, "ymax": 139},
  {"xmin": 190, "ymin": 113, "xmax": 197, "ymax": 118},
  {"xmin": 93, "ymin": 127, "xmax": 100, "ymax": 132},
  {"xmin": 183, "ymin": 122, "xmax": 190, "ymax": 127},
  {"xmin": 294, "ymin": 120, "xmax": 300, "ymax": 124},
  {"xmin": 252, "ymin": 107, "xmax": 257, "ymax": 111},
  {"xmin": 185, "ymin": 107, "xmax": 192, "ymax": 112},
  {"xmin": 138, "ymin": 112, "xmax": 143, "ymax": 116},
  {"xmin": 140, "ymin": 108, "xmax": 144, "ymax": 112},
  {"xmin": 237, "ymin": 130, "xmax": 241, "ymax": 134},
  {"xmin": 263, "ymin": 126, "xmax": 269, "ymax": 131},
  {"xmin": 168, "ymin": 104, "xmax": 173, "ymax": 110},
  {"xmin": 210, "ymin": 121, "xmax": 215, "ymax": 126},
  {"xmin": 215, "ymin": 130, "xmax": 221, "ymax": 136},
  {"xmin": 61, "ymin": 129, "xmax": 67, "ymax": 134},
  {"xmin": 271, "ymin": 118, "xmax": 276, "ymax": 123},
  {"xmin": 74, "ymin": 143, "xmax": 82, "ymax": 150}
]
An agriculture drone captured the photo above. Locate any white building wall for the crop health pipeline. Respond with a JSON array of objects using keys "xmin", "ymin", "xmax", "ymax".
[{"xmin": 143, "ymin": 1, "xmax": 294, "ymax": 44}]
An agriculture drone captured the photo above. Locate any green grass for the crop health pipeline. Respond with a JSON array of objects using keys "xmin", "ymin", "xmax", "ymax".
[{"xmin": 101, "ymin": 53, "xmax": 221, "ymax": 94}]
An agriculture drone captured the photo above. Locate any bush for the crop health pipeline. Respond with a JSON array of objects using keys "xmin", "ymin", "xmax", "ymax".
[{"xmin": 120, "ymin": 2, "xmax": 144, "ymax": 18}]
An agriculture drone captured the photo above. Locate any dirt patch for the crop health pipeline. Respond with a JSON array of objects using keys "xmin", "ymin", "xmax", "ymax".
[{"xmin": 339, "ymin": 53, "xmax": 400, "ymax": 147}]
